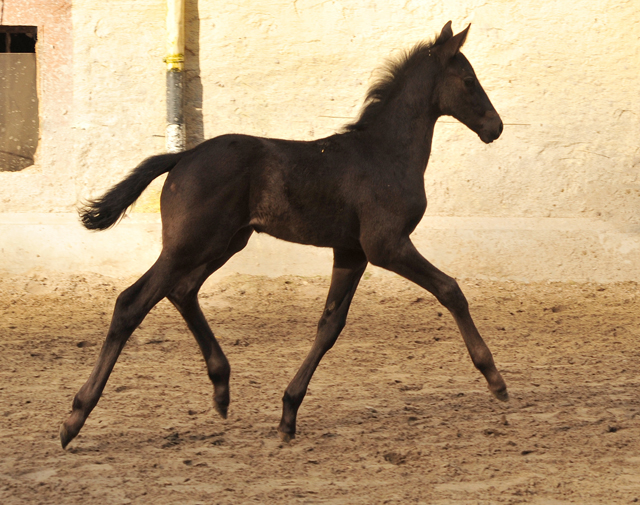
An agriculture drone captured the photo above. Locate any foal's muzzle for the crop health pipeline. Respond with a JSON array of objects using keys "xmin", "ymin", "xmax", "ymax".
[{"xmin": 478, "ymin": 110, "xmax": 503, "ymax": 144}]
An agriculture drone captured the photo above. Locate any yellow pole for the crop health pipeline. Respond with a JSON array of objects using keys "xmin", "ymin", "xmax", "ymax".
[{"xmin": 165, "ymin": 0, "xmax": 185, "ymax": 152}]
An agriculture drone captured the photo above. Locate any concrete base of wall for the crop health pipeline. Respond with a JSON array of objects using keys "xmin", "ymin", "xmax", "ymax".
[{"xmin": 1, "ymin": 213, "xmax": 638, "ymax": 282}]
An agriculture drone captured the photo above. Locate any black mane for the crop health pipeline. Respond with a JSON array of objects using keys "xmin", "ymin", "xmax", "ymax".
[{"xmin": 345, "ymin": 38, "xmax": 441, "ymax": 132}]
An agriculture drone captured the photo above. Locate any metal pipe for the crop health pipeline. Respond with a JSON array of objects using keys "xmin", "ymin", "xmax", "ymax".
[{"xmin": 165, "ymin": 0, "xmax": 185, "ymax": 153}]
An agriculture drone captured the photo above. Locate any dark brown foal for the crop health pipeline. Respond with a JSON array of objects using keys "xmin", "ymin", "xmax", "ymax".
[{"xmin": 61, "ymin": 21, "xmax": 508, "ymax": 448}]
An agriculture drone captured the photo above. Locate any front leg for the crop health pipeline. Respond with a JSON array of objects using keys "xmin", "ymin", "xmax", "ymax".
[
  {"xmin": 278, "ymin": 248, "xmax": 368, "ymax": 441},
  {"xmin": 365, "ymin": 237, "xmax": 508, "ymax": 401}
]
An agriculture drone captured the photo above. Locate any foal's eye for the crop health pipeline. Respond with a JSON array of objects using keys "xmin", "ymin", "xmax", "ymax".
[{"xmin": 463, "ymin": 77, "xmax": 475, "ymax": 88}]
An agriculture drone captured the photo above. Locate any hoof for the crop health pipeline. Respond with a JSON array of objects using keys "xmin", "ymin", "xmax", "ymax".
[
  {"xmin": 59, "ymin": 423, "xmax": 75, "ymax": 449},
  {"xmin": 213, "ymin": 402, "xmax": 228, "ymax": 419},
  {"xmin": 491, "ymin": 387, "xmax": 509, "ymax": 402},
  {"xmin": 278, "ymin": 430, "xmax": 295, "ymax": 443}
]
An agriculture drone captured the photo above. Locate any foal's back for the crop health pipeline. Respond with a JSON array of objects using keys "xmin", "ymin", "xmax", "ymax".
[{"xmin": 163, "ymin": 132, "xmax": 373, "ymax": 249}]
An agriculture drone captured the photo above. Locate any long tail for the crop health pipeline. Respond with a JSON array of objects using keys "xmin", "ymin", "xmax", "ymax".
[{"xmin": 79, "ymin": 151, "xmax": 187, "ymax": 230}]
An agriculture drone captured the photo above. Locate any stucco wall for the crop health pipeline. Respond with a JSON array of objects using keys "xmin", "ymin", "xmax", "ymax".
[{"xmin": 0, "ymin": 0, "xmax": 639, "ymax": 282}]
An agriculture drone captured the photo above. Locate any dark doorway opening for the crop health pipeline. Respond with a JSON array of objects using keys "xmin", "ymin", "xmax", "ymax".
[
  {"xmin": 0, "ymin": 26, "xmax": 38, "ymax": 171},
  {"xmin": 0, "ymin": 25, "xmax": 37, "ymax": 53}
]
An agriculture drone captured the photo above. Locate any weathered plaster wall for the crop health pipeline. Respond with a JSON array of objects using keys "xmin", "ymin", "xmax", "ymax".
[
  {"xmin": 71, "ymin": 0, "xmax": 166, "ymax": 205},
  {"xmin": 0, "ymin": 0, "xmax": 639, "ymax": 282}
]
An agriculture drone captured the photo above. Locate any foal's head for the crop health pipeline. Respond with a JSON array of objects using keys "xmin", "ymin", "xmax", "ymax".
[{"xmin": 432, "ymin": 22, "xmax": 503, "ymax": 143}]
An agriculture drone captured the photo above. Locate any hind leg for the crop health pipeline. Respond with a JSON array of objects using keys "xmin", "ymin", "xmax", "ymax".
[
  {"xmin": 167, "ymin": 227, "xmax": 253, "ymax": 419},
  {"xmin": 60, "ymin": 255, "xmax": 192, "ymax": 448},
  {"xmin": 61, "ymin": 216, "xmax": 250, "ymax": 448}
]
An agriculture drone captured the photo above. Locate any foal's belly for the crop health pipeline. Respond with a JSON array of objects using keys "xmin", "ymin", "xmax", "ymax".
[{"xmin": 249, "ymin": 207, "xmax": 361, "ymax": 249}]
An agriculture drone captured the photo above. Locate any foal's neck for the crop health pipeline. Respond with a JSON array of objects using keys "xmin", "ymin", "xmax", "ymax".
[{"xmin": 362, "ymin": 63, "xmax": 440, "ymax": 174}]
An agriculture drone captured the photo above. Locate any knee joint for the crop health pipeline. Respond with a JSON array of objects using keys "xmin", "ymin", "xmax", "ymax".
[
  {"xmin": 283, "ymin": 390, "xmax": 305, "ymax": 409},
  {"xmin": 437, "ymin": 279, "xmax": 468, "ymax": 312}
]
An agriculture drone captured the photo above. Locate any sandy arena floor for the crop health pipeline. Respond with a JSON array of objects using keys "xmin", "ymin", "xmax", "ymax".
[{"xmin": 1, "ymin": 272, "xmax": 639, "ymax": 504}]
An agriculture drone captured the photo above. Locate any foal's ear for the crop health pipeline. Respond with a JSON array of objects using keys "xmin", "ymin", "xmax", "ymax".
[
  {"xmin": 440, "ymin": 24, "xmax": 471, "ymax": 61},
  {"xmin": 435, "ymin": 21, "xmax": 454, "ymax": 45}
]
